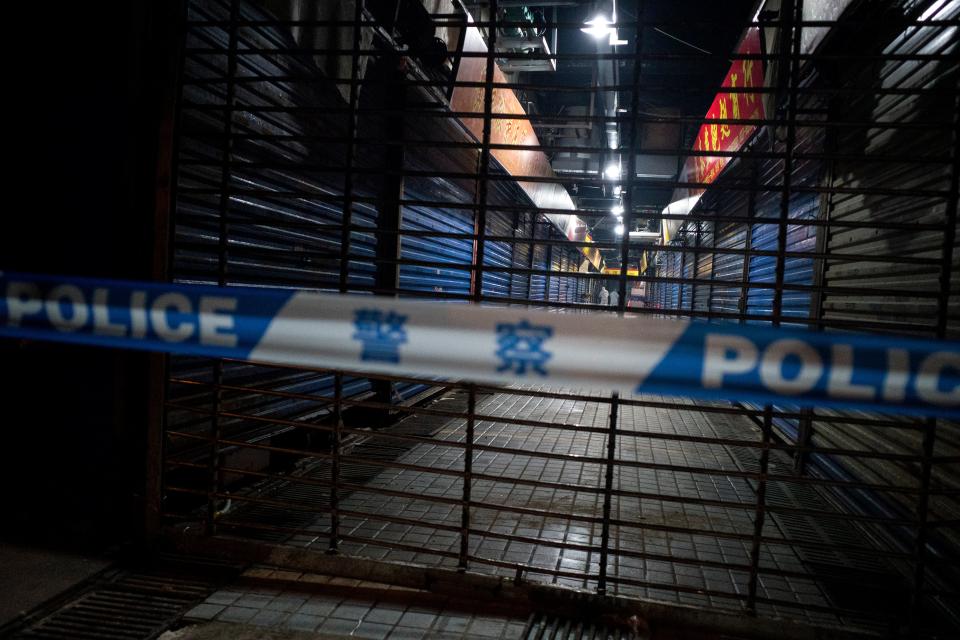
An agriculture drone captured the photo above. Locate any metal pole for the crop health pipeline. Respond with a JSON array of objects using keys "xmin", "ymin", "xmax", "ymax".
[
  {"xmin": 690, "ymin": 222, "xmax": 702, "ymax": 315},
  {"xmin": 617, "ymin": 1, "xmax": 644, "ymax": 316},
  {"xmin": 746, "ymin": 405, "xmax": 774, "ymax": 612},
  {"xmin": 748, "ymin": 0, "xmax": 800, "ymax": 612},
  {"xmin": 795, "ymin": 99, "xmax": 838, "ymax": 475},
  {"xmin": 472, "ymin": 0, "xmax": 498, "ymax": 303},
  {"xmin": 909, "ymin": 78, "xmax": 960, "ymax": 632},
  {"xmin": 597, "ymin": 392, "xmax": 619, "ymax": 594},
  {"xmin": 338, "ymin": 0, "xmax": 365, "ymax": 294},
  {"xmin": 526, "ymin": 215, "xmax": 537, "ymax": 300},
  {"xmin": 706, "ymin": 222, "xmax": 717, "ymax": 319},
  {"xmin": 459, "ymin": 385, "xmax": 476, "ymax": 569},
  {"xmin": 205, "ymin": 0, "xmax": 239, "ymax": 537},
  {"xmin": 736, "ymin": 161, "xmax": 758, "ymax": 323},
  {"xmin": 145, "ymin": 0, "xmax": 188, "ymax": 543},
  {"xmin": 677, "ymin": 234, "xmax": 687, "ymax": 311},
  {"xmin": 329, "ymin": 371, "xmax": 343, "ymax": 553},
  {"xmin": 544, "ymin": 241, "xmax": 554, "ymax": 301}
]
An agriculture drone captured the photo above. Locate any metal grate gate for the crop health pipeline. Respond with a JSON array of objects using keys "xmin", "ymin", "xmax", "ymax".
[{"xmin": 153, "ymin": 0, "xmax": 960, "ymax": 637}]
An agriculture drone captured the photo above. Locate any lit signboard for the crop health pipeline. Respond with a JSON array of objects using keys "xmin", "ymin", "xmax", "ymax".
[
  {"xmin": 450, "ymin": 25, "xmax": 603, "ymax": 270},
  {"xmin": 686, "ymin": 27, "xmax": 766, "ymax": 189},
  {"xmin": 662, "ymin": 27, "xmax": 766, "ymax": 243}
]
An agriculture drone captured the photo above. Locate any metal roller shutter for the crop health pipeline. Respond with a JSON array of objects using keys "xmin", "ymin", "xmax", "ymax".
[
  {"xmin": 693, "ymin": 222, "xmax": 715, "ymax": 317},
  {"xmin": 167, "ymin": 0, "xmax": 377, "ymax": 492},
  {"xmin": 398, "ymin": 185, "xmax": 474, "ymax": 297},
  {"xmin": 509, "ymin": 215, "xmax": 532, "ymax": 302},
  {"xmin": 481, "ymin": 209, "xmax": 516, "ymax": 299},
  {"xmin": 709, "ymin": 219, "xmax": 749, "ymax": 320},
  {"xmin": 805, "ymin": 0, "xmax": 960, "ymax": 610},
  {"xmin": 680, "ymin": 234, "xmax": 695, "ymax": 314},
  {"xmin": 528, "ymin": 220, "xmax": 549, "ymax": 303}
]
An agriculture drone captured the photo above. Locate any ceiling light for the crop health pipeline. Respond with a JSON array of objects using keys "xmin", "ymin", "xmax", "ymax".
[
  {"xmin": 611, "ymin": 205, "xmax": 624, "ymax": 216},
  {"xmin": 581, "ymin": 15, "xmax": 614, "ymax": 39},
  {"xmin": 581, "ymin": 15, "xmax": 628, "ymax": 46},
  {"xmin": 615, "ymin": 224, "xmax": 625, "ymax": 235},
  {"xmin": 604, "ymin": 163, "xmax": 621, "ymax": 180}
]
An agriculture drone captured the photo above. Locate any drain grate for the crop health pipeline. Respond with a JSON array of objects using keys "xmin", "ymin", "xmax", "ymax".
[
  {"xmin": 521, "ymin": 611, "xmax": 643, "ymax": 640},
  {"xmin": 9, "ymin": 555, "xmax": 241, "ymax": 640}
]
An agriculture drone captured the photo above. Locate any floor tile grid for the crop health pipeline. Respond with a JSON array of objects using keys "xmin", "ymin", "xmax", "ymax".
[
  {"xmin": 235, "ymin": 386, "xmax": 837, "ymax": 627},
  {"xmin": 329, "ymin": 391, "xmax": 612, "ymax": 580},
  {"xmin": 186, "ymin": 582, "xmax": 528, "ymax": 639},
  {"xmin": 612, "ymin": 397, "xmax": 835, "ymax": 621}
]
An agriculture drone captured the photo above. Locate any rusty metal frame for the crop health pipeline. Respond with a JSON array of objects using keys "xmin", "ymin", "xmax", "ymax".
[{"xmin": 156, "ymin": 0, "xmax": 960, "ymax": 636}]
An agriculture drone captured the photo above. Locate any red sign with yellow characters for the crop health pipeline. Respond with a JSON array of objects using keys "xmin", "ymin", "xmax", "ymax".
[{"xmin": 685, "ymin": 27, "xmax": 766, "ymax": 187}]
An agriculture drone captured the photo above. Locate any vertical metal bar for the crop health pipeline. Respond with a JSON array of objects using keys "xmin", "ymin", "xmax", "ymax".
[
  {"xmin": 772, "ymin": 0, "xmax": 801, "ymax": 329},
  {"xmin": 365, "ymin": 54, "xmax": 407, "ymax": 416},
  {"xmin": 793, "ymin": 410, "xmax": 814, "ymax": 476},
  {"xmin": 214, "ymin": 0, "xmax": 238, "ymax": 289},
  {"xmin": 746, "ymin": 405, "xmax": 773, "ymax": 612},
  {"xmin": 205, "ymin": 0, "xmax": 239, "ymax": 537},
  {"xmin": 706, "ymin": 222, "xmax": 717, "ymax": 319},
  {"xmin": 459, "ymin": 384, "xmax": 476, "ymax": 570},
  {"xmin": 690, "ymin": 222, "xmax": 702, "ymax": 315},
  {"xmin": 145, "ymin": 0, "xmax": 188, "ymax": 542},
  {"xmin": 205, "ymin": 360, "xmax": 224, "ymax": 536},
  {"xmin": 617, "ymin": 2, "xmax": 644, "ymax": 316},
  {"xmin": 909, "ymin": 83, "xmax": 960, "ymax": 632},
  {"xmin": 560, "ymin": 251, "xmax": 568, "ymax": 303},
  {"xmin": 372, "ymin": 67, "xmax": 405, "ymax": 298},
  {"xmin": 544, "ymin": 241, "xmax": 554, "ymax": 302},
  {"xmin": 508, "ymin": 220, "xmax": 517, "ymax": 300},
  {"xmin": 337, "ymin": 0, "xmax": 365, "ymax": 294},
  {"xmin": 737, "ymin": 162, "xmax": 758, "ymax": 324},
  {"xmin": 748, "ymin": 0, "xmax": 800, "ymax": 612},
  {"xmin": 677, "ymin": 235, "xmax": 687, "ymax": 311},
  {"xmin": 809, "ymin": 149, "xmax": 836, "ymax": 333},
  {"xmin": 597, "ymin": 392, "xmax": 619, "ymax": 595},
  {"xmin": 794, "ymin": 105, "xmax": 837, "ymax": 475},
  {"xmin": 329, "ymin": 371, "xmax": 343, "ymax": 553},
  {"xmin": 527, "ymin": 216, "xmax": 537, "ymax": 300},
  {"xmin": 472, "ymin": 0, "xmax": 498, "ymax": 303}
]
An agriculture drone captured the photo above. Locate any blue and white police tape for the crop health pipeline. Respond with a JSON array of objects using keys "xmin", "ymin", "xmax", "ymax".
[{"xmin": 1, "ymin": 271, "xmax": 958, "ymax": 418}]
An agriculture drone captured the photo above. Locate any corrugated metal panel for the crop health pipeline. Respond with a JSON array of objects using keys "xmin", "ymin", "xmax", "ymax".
[
  {"xmin": 167, "ymin": 0, "xmax": 378, "ymax": 491},
  {"xmin": 529, "ymin": 225, "xmax": 548, "ymax": 303},
  {"xmin": 809, "ymin": 0, "xmax": 960, "ymax": 608},
  {"xmin": 693, "ymin": 223, "xmax": 715, "ymax": 317},
  {"xmin": 680, "ymin": 235, "xmax": 694, "ymax": 313},
  {"xmin": 482, "ymin": 209, "xmax": 516, "ymax": 299},
  {"xmin": 654, "ymin": 242, "xmax": 684, "ymax": 315},
  {"xmin": 740, "ymin": 125, "xmax": 822, "ymax": 329},
  {"xmin": 549, "ymin": 246, "xmax": 562, "ymax": 302},
  {"xmin": 399, "ymin": 188, "xmax": 474, "ymax": 297},
  {"xmin": 170, "ymin": 0, "xmax": 596, "ymax": 433},
  {"xmin": 671, "ymin": 1, "xmax": 960, "ymax": 625},
  {"xmin": 710, "ymin": 219, "xmax": 749, "ymax": 318},
  {"xmin": 175, "ymin": 0, "xmax": 377, "ymax": 291},
  {"xmin": 510, "ymin": 216, "xmax": 533, "ymax": 301},
  {"xmin": 155, "ymin": 1, "xmax": 960, "ymax": 634}
]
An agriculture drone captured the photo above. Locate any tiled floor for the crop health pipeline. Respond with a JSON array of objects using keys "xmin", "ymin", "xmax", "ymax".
[
  {"xmin": 181, "ymin": 569, "xmax": 527, "ymax": 639},
  {"xmin": 221, "ymin": 388, "xmax": 842, "ymax": 626}
]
